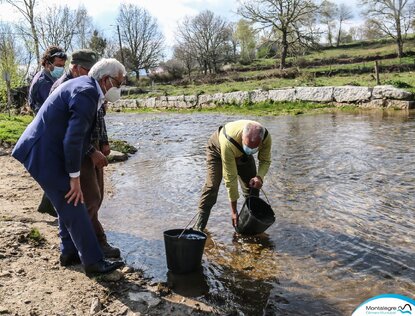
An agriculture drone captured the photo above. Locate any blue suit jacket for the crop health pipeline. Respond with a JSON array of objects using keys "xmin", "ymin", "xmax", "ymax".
[
  {"xmin": 12, "ymin": 76, "xmax": 100, "ymax": 191},
  {"xmin": 28, "ymin": 69, "xmax": 56, "ymax": 113}
]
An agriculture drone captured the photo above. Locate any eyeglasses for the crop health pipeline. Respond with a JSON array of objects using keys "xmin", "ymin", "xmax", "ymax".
[
  {"xmin": 109, "ymin": 76, "xmax": 123, "ymax": 88},
  {"xmin": 50, "ymin": 51, "xmax": 67, "ymax": 59}
]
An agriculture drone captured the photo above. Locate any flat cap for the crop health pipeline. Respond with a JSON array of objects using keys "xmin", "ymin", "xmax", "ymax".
[{"xmin": 70, "ymin": 49, "xmax": 98, "ymax": 69}]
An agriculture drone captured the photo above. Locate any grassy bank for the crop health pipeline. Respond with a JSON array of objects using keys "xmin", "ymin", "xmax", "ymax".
[
  {"xmin": 0, "ymin": 114, "xmax": 32, "ymax": 144},
  {"xmin": 128, "ymin": 69, "xmax": 415, "ymax": 99},
  {"xmin": 124, "ymin": 37, "xmax": 415, "ymax": 99},
  {"xmin": 114, "ymin": 100, "xmax": 361, "ymax": 116}
]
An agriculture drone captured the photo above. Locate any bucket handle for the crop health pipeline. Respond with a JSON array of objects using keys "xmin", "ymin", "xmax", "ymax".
[
  {"xmin": 177, "ymin": 211, "xmax": 200, "ymax": 239},
  {"xmin": 241, "ymin": 188, "xmax": 271, "ymax": 216}
]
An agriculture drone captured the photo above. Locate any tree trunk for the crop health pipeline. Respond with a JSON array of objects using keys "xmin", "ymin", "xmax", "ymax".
[
  {"xmin": 29, "ymin": 6, "xmax": 40, "ymax": 69},
  {"xmin": 6, "ymin": 78, "xmax": 12, "ymax": 115},
  {"xmin": 280, "ymin": 32, "xmax": 288, "ymax": 69},
  {"xmin": 396, "ymin": 20, "xmax": 403, "ymax": 58},
  {"xmin": 327, "ymin": 24, "xmax": 333, "ymax": 46},
  {"xmin": 135, "ymin": 69, "xmax": 140, "ymax": 80},
  {"xmin": 336, "ymin": 22, "xmax": 342, "ymax": 47}
]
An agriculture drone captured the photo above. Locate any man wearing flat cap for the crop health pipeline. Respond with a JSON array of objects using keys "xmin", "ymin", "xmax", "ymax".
[{"xmin": 48, "ymin": 49, "xmax": 121, "ymax": 259}]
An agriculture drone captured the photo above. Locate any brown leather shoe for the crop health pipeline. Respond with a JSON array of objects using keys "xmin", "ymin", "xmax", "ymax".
[{"xmin": 100, "ymin": 242, "xmax": 121, "ymax": 258}]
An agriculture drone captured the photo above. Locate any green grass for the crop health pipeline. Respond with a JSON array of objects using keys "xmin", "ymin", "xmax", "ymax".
[
  {"xmin": 128, "ymin": 36, "xmax": 415, "ymax": 99},
  {"xmin": 111, "ymin": 100, "xmax": 358, "ymax": 117},
  {"xmin": 125, "ymin": 68, "xmax": 415, "ymax": 98},
  {"xmin": 0, "ymin": 114, "xmax": 32, "ymax": 144},
  {"xmin": 27, "ymin": 227, "xmax": 45, "ymax": 246},
  {"xmin": 109, "ymin": 139, "xmax": 137, "ymax": 154}
]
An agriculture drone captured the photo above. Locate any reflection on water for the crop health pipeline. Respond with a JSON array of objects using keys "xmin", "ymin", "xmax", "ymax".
[{"xmin": 101, "ymin": 110, "xmax": 415, "ymax": 315}]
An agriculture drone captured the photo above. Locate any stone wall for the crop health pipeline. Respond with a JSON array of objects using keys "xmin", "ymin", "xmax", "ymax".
[{"xmin": 112, "ymin": 85, "xmax": 415, "ymax": 110}]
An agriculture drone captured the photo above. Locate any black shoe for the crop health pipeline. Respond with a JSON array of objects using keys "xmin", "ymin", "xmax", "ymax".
[
  {"xmin": 60, "ymin": 253, "xmax": 81, "ymax": 266},
  {"xmin": 37, "ymin": 194, "xmax": 57, "ymax": 218},
  {"xmin": 84, "ymin": 259, "xmax": 124, "ymax": 276},
  {"xmin": 100, "ymin": 242, "xmax": 121, "ymax": 258}
]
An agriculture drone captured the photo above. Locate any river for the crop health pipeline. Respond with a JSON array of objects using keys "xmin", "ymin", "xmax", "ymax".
[{"xmin": 100, "ymin": 110, "xmax": 415, "ymax": 315}]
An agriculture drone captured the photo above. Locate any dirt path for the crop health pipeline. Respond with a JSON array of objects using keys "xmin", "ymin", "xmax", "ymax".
[{"xmin": 0, "ymin": 150, "xmax": 217, "ymax": 316}]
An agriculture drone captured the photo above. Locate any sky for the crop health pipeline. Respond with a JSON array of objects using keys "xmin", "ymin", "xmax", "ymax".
[{"xmin": 0, "ymin": 0, "xmax": 362, "ymax": 52}]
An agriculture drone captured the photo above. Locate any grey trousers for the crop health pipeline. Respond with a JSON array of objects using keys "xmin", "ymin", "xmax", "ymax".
[{"xmin": 195, "ymin": 128, "xmax": 259, "ymax": 231}]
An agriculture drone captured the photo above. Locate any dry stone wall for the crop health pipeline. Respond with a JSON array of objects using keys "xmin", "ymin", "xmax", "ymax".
[{"xmin": 112, "ymin": 85, "xmax": 415, "ymax": 110}]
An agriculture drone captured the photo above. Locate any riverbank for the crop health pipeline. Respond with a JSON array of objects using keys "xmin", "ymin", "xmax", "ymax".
[{"xmin": 0, "ymin": 148, "xmax": 217, "ymax": 315}]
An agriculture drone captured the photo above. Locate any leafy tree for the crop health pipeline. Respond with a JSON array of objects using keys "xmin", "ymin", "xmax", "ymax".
[
  {"xmin": 0, "ymin": 24, "xmax": 22, "ymax": 108},
  {"xmin": 88, "ymin": 30, "xmax": 107, "ymax": 57},
  {"xmin": 235, "ymin": 19, "xmax": 256, "ymax": 64}
]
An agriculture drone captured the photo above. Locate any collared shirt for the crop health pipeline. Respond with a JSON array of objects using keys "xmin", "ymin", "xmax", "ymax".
[{"xmin": 218, "ymin": 120, "xmax": 272, "ymax": 202}]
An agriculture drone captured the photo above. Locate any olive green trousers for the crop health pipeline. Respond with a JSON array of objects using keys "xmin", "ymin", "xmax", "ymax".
[{"xmin": 194, "ymin": 128, "xmax": 259, "ymax": 231}]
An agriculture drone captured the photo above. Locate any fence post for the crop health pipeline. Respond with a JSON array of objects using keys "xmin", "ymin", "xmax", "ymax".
[{"xmin": 374, "ymin": 61, "xmax": 381, "ymax": 85}]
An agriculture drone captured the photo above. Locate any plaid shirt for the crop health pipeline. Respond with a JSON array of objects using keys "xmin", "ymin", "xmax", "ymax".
[{"xmin": 85, "ymin": 106, "xmax": 109, "ymax": 156}]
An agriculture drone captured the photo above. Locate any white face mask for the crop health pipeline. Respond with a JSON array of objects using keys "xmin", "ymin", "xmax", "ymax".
[{"xmin": 104, "ymin": 77, "xmax": 121, "ymax": 103}]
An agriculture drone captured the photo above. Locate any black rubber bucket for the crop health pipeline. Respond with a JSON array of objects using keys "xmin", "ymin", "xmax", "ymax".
[
  {"xmin": 163, "ymin": 229, "xmax": 207, "ymax": 274},
  {"xmin": 236, "ymin": 196, "xmax": 275, "ymax": 235}
]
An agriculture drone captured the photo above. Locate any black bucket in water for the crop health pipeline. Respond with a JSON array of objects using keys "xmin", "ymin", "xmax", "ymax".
[
  {"xmin": 163, "ymin": 229, "xmax": 207, "ymax": 274},
  {"xmin": 236, "ymin": 196, "xmax": 275, "ymax": 235}
]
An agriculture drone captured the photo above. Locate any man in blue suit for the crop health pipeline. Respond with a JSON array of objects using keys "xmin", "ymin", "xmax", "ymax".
[{"xmin": 12, "ymin": 58, "xmax": 125, "ymax": 275}]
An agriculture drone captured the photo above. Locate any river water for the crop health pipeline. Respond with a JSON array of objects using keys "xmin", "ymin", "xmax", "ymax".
[{"xmin": 101, "ymin": 110, "xmax": 415, "ymax": 315}]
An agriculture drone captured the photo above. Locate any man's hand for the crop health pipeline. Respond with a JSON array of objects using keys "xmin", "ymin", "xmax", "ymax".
[
  {"xmin": 231, "ymin": 201, "xmax": 238, "ymax": 228},
  {"xmin": 249, "ymin": 176, "xmax": 263, "ymax": 189},
  {"xmin": 232, "ymin": 212, "xmax": 239, "ymax": 228},
  {"xmin": 65, "ymin": 177, "xmax": 84, "ymax": 206},
  {"xmin": 90, "ymin": 150, "xmax": 108, "ymax": 168},
  {"xmin": 101, "ymin": 144, "xmax": 111, "ymax": 156}
]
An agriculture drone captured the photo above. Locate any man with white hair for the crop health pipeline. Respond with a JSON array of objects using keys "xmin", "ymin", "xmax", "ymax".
[
  {"xmin": 12, "ymin": 58, "xmax": 125, "ymax": 275},
  {"xmin": 49, "ymin": 50, "xmax": 121, "ymax": 259},
  {"xmin": 194, "ymin": 120, "xmax": 272, "ymax": 231}
]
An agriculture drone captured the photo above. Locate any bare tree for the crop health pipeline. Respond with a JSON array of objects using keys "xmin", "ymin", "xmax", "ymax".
[
  {"xmin": 74, "ymin": 6, "xmax": 93, "ymax": 49},
  {"xmin": 335, "ymin": 4, "xmax": 353, "ymax": 46},
  {"xmin": 238, "ymin": 0, "xmax": 319, "ymax": 69},
  {"xmin": 176, "ymin": 10, "xmax": 231, "ymax": 74},
  {"xmin": 0, "ymin": 0, "xmax": 40, "ymax": 66},
  {"xmin": 35, "ymin": 5, "xmax": 79, "ymax": 52},
  {"xmin": 117, "ymin": 3, "xmax": 164, "ymax": 79},
  {"xmin": 363, "ymin": 0, "xmax": 415, "ymax": 57},
  {"xmin": 319, "ymin": 0, "xmax": 337, "ymax": 46},
  {"xmin": 173, "ymin": 44, "xmax": 196, "ymax": 80},
  {"xmin": 361, "ymin": 19, "xmax": 385, "ymax": 41}
]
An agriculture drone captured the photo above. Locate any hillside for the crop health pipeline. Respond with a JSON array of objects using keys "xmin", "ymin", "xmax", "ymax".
[{"xmin": 125, "ymin": 38, "xmax": 415, "ymax": 99}]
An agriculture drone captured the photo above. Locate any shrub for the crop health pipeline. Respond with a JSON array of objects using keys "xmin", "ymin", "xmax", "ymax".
[
  {"xmin": 384, "ymin": 80, "xmax": 412, "ymax": 89},
  {"xmin": 27, "ymin": 228, "xmax": 45, "ymax": 246}
]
